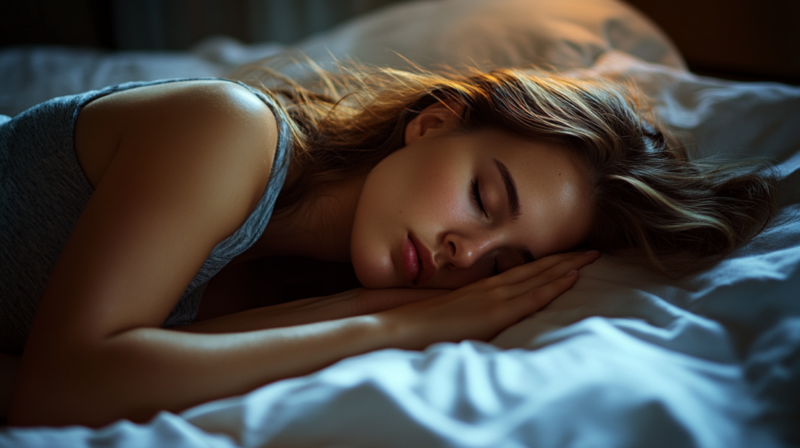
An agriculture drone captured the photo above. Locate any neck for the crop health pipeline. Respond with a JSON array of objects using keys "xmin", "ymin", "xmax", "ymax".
[{"xmin": 252, "ymin": 175, "xmax": 367, "ymax": 263}]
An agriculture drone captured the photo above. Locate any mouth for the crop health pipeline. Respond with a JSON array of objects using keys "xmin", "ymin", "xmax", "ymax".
[
  {"xmin": 403, "ymin": 233, "xmax": 436, "ymax": 286},
  {"xmin": 402, "ymin": 235, "xmax": 420, "ymax": 283}
]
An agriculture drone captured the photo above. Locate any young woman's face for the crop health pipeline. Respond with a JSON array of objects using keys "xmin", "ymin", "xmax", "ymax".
[{"xmin": 350, "ymin": 105, "xmax": 594, "ymax": 289}]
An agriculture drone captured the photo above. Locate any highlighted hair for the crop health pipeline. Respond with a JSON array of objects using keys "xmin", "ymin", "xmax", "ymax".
[{"xmin": 236, "ymin": 59, "xmax": 778, "ymax": 275}]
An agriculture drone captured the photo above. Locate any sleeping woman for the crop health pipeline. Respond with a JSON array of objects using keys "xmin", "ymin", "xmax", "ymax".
[{"xmin": 0, "ymin": 64, "xmax": 777, "ymax": 427}]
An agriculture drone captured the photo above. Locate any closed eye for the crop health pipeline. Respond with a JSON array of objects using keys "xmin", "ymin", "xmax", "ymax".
[{"xmin": 471, "ymin": 179, "xmax": 488, "ymax": 218}]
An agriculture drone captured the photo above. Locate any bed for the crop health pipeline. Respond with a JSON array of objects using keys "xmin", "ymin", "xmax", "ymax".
[{"xmin": 1, "ymin": 0, "xmax": 798, "ymax": 446}]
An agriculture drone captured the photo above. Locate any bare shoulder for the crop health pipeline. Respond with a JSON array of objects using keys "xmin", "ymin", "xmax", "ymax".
[
  {"xmin": 76, "ymin": 80, "xmax": 279, "ymax": 197},
  {"xmin": 147, "ymin": 80, "xmax": 278, "ymax": 136},
  {"xmin": 86, "ymin": 79, "xmax": 276, "ymax": 124},
  {"xmin": 29, "ymin": 80, "xmax": 283, "ymax": 339}
]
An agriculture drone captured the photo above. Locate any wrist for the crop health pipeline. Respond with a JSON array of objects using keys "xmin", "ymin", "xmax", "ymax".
[{"xmin": 367, "ymin": 308, "xmax": 429, "ymax": 351}]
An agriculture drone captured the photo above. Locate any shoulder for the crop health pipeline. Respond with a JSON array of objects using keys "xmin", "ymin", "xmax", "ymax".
[
  {"xmin": 130, "ymin": 80, "xmax": 279, "ymax": 226},
  {"xmin": 93, "ymin": 79, "xmax": 278, "ymax": 147},
  {"xmin": 82, "ymin": 79, "xmax": 279, "ymax": 157},
  {"xmin": 79, "ymin": 80, "xmax": 279, "ymax": 214},
  {"xmin": 154, "ymin": 80, "xmax": 277, "ymax": 128},
  {"xmin": 144, "ymin": 80, "xmax": 280, "ymax": 176},
  {"xmin": 11, "ymin": 82, "xmax": 281, "ymax": 343}
]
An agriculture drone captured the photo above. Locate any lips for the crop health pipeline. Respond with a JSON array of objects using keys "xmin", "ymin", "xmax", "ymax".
[
  {"xmin": 402, "ymin": 236, "xmax": 420, "ymax": 282},
  {"xmin": 404, "ymin": 233, "xmax": 436, "ymax": 285}
]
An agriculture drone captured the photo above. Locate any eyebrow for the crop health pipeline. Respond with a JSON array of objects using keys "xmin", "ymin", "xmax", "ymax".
[{"xmin": 493, "ymin": 158, "xmax": 521, "ymax": 220}]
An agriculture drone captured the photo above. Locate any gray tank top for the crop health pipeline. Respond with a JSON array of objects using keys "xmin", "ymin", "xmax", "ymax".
[{"xmin": 0, "ymin": 78, "xmax": 292, "ymax": 354}]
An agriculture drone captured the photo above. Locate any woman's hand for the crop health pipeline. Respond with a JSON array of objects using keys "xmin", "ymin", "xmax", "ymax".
[
  {"xmin": 375, "ymin": 250, "xmax": 600, "ymax": 350},
  {"xmin": 181, "ymin": 251, "xmax": 598, "ymax": 337}
]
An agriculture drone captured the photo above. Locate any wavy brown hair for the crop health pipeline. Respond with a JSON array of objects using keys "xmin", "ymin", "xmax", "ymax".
[{"xmin": 234, "ymin": 60, "xmax": 778, "ymax": 275}]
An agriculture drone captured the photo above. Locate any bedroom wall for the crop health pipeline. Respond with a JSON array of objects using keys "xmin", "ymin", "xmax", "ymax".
[{"xmin": 623, "ymin": 0, "xmax": 800, "ymax": 84}]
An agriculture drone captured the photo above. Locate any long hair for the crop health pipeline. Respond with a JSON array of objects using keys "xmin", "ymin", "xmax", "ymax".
[{"xmin": 234, "ymin": 59, "xmax": 778, "ymax": 275}]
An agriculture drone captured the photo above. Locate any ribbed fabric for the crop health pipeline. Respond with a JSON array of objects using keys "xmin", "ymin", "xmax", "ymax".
[{"xmin": 0, "ymin": 78, "xmax": 291, "ymax": 354}]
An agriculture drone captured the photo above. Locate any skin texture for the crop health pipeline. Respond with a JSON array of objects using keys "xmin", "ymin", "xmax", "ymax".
[
  {"xmin": 6, "ymin": 83, "xmax": 599, "ymax": 427},
  {"xmin": 351, "ymin": 103, "xmax": 594, "ymax": 289}
]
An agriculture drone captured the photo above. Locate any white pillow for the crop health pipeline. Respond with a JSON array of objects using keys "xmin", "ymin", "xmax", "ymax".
[{"xmin": 292, "ymin": 0, "xmax": 685, "ymax": 72}]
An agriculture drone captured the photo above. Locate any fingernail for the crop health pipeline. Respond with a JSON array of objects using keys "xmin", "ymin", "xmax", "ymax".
[
  {"xmin": 583, "ymin": 250, "xmax": 599, "ymax": 256},
  {"xmin": 563, "ymin": 269, "xmax": 577, "ymax": 278}
]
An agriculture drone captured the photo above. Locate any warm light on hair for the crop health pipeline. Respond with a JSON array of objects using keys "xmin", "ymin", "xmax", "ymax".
[{"xmin": 234, "ymin": 58, "xmax": 778, "ymax": 276}]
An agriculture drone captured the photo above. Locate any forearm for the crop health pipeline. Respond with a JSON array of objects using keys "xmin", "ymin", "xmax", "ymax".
[
  {"xmin": 178, "ymin": 288, "xmax": 447, "ymax": 334},
  {"xmin": 10, "ymin": 315, "xmax": 390, "ymax": 428}
]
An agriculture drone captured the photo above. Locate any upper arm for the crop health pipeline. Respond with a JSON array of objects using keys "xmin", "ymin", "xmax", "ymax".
[{"xmin": 27, "ymin": 81, "xmax": 278, "ymax": 350}]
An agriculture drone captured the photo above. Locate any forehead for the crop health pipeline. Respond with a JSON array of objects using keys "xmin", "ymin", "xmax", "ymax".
[{"xmin": 477, "ymin": 129, "xmax": 593, "ymax": 257}]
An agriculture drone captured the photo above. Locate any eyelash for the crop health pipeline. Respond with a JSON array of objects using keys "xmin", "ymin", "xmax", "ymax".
[
  {"xmin": 471, "ymin": 179, "xmax": 488, "ymax": 218},
  {"xmin": 471, "ymin": 179, "xmax": 500, "ymax": 275}
]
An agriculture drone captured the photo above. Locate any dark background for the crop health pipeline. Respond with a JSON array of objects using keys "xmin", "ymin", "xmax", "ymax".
[
  {"xmin": 0, "ymin": 0, "xmax": 406, "ymax": 49},
  {"xmin": 1, "ymin": 0, "xmax": 798, "ymax": 84}
]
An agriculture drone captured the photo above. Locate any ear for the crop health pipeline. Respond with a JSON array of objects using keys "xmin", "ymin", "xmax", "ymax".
[{"xmin": 404, "ymin": 101, "xmax": 465, "ymax": 145}]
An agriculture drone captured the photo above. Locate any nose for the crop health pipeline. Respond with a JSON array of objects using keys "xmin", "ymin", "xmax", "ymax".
[{"xmin": 443, "ymin": 232, "xmax": 495, "ymax": 269}]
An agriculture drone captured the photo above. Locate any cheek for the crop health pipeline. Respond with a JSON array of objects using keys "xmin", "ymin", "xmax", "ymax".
[
  {"xmin": 412, "ymin": 154, "xmax": 474, "ymax": 222},
  {"xmin": 350, "ymin": 241, "xmax": 391, "ymax": 288},
  {"xmin": 417, "ymin": 177, "xmax": 464, "ymax": 221},
  {"xmin": 349, "ymin": 148, "xmax": 472, "ymax": 288},
  {"xmin": 349, "ymin": 174, "xmax": 401, "ymax": 288}
]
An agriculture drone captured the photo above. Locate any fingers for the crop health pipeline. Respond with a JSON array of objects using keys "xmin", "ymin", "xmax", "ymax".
[
  {"xmin": 490, "ymin": 250, "xmax": 599, "ymax": 297},
  {"xmin": 504, "ymin": 251, "xmax": 599, "ymax": 318},
  {"xmin": 522, "ymin": 250, "xmax": 598, "ymax": 288},
  {"xmin": 507, "ymin": 268, "xmax": 581, "ymax": 317}
]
